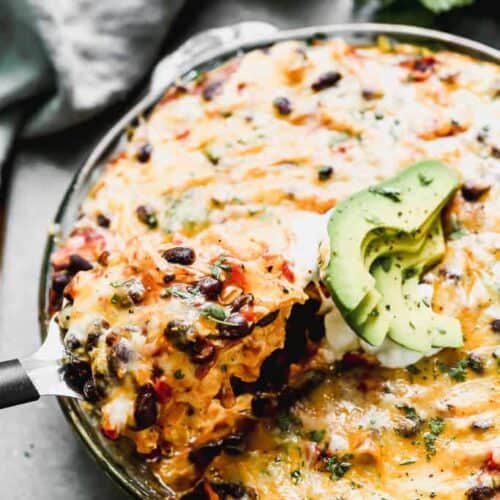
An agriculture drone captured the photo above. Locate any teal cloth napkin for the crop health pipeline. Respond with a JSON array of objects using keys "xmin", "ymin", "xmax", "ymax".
[{"xmin": 0, "ymin": 0, "xmax": 184, "ymax": 169}]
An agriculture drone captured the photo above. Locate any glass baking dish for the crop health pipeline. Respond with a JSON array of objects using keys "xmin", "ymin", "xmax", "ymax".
[{"xmin": 37, "ymin": 23, "xmax": 500, "ymax": 498}]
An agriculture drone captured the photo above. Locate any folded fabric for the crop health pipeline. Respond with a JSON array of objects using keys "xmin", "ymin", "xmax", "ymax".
[{"xmin": 0, "ymin": 0, "xmax": 184, "ymax": 171}]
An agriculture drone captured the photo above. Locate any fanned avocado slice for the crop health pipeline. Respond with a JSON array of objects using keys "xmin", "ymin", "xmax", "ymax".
[
  {"xmin": 348, "ymin": 299, "xmax": 391, "ymax": 347},
  {"xmin": 372, "ymin": 220, "xmax": 462, "ymax": 352},
  {"xmin": 353, "ymin": 219, "xmax": 435, "ymax": 324},
  {"xmin": 325, "ymin": 160, "xmax": 460, "ymax": 313},
  {"xmin": 400, "ymin": 269, "xmax": 463, "ymax": 349}
]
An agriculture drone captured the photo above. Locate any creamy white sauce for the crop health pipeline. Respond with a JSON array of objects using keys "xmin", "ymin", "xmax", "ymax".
[{"xmin": 288, "ymin": 210, "xmax": 330, "ymax": 289}]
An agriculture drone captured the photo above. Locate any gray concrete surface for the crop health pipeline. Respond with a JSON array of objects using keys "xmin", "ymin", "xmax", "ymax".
[{"xmin": 0, "ymin": 0, "xmax": 498, "ymax": 498}]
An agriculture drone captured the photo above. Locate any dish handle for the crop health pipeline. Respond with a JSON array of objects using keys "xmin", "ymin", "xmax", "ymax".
[{"xmin": 150, "ymin": 21, "xmax": 278, "ymax": 98}]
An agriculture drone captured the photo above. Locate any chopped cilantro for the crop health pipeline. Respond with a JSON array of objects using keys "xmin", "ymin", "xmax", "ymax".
[
  {"xmin": 210, "ymin": 255, "xmax": 232, "ymax": 279},
  {"xmin": 308, "ymin": 429, "xmax": 326, "ymax": 443},
  {"xmin": 424, "ymin": 417, "xmax": 445, "ymax": 456},
  {"xmin": 174, "ymin": 369, "xmax": 184, "ymax": 379},
  {"xmin": 164, "ymin": 286, "xmax": 198, "ymax": 300},
  {"xmin": 397, "ymin": 405, "xmax": 421, "ymax": 423},
  {"xmin": 201, "ymin": 303, "xmax": 227, "ymax": 321},
  {"xmin": 439, "ymin": 358, "xmax": 469, "ymax": 381},
  {"xmin": 325, "ymin": 454, "xmax": 353, "ymax": 481}
]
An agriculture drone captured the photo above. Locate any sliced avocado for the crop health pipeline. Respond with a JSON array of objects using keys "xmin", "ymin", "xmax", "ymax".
[
  {"xmin": 355, "ymin": 221, "xmax": 433, "ymax": 323},
  {"xmin": 372, "ymin": 220, "xmax": 462, "ymax": 352},
  {"xmin": 325, "ymin": 160, "xmax": 460, "ymax": 313},
  {"xmin": 400, "ymin": 268, "xmax": 463, "ymax": 349},
  {"xmin": 348, "ymin": 299, "xmax": 391, "ymax": 347}
]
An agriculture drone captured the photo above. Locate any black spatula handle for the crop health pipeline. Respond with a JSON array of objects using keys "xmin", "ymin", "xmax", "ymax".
[{"xmin": 0, "ymin": 359, "xmax": 40, "ymax": 409}]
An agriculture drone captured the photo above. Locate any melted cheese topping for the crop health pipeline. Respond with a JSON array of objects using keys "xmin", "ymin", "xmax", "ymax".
[{"xmin": 51, "ymin": 37, "xmax": 500, "ymax": 497}]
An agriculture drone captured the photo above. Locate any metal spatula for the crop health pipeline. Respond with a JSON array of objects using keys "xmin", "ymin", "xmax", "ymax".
[{"xmin": 0, "ymin": 317, "xmax": 80, "ymax": 409}]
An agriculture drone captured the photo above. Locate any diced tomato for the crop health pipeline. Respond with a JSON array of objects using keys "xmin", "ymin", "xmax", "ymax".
[
  {"xmin": 224, "ymin": 262, "xmax": 246, "ymax": 288},
  {"xmin": 153, "ymin": 378, "xmax": 172, "ymax": 403},
  {"xmin": 281, "ymin": 260, "xmax": 295, "ymax": 283},
  {"xmin": 484, "ymin": 450, "xmax": 500, "ymax": 472},
  {"xmin": 100, "ymin": 425, "xmax": 120, "ymax": 441}
]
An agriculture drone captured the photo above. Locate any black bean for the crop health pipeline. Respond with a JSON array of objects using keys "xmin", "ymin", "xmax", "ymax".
[
  {"xmin": 86, "ymin": 332, "xmax": 101, "ymax": 352},
  {"xmin": 82, "ymin": 378, "xmax": 102, "ymax": 403},
  {"xmin": 163, "ymin": 273, "xmax": 176, "ymax": 284},
  {"xmin": 465, "ymin": 486, "xmax": 495, "ymax": 500},
  {"xmin": 96, "ymin": 213, "xmax": 111, "ymax": 228},
  {"xmin": 109, "ymin": 341, "xmax": 131, "ymax": 375},
  {"xmin": 190, "ymin": 339, "xmax": 216, "ymax": 364},
  {"xmin": 164, "ymin": 320, "xmax": 191, "ymax": 351},
  {"xmin": 256, "ymin": 310, "xmax": 279, "ymax": 328},
  {"xmin": 311, "ymin": 71, "xmax": 342, "ymax": 92},
  {"xmin": 63, "ymin": 358, "xmax": 92, "ymax": 394},
  {"xmin": 273, "ymin": 96, "xmax": 292, "ymax": 115},
  {"xmin": 230, "ymin": 293, "xmax": 254, "ymax": 312},
  {"xmin": 65, "ymin": 335, "xmax": 81, "ymax": 351},
  {"xmin": 52, "ymin": 272, "xmax": 71, "ymax": 294},
  {"xmin": 136, "ymin": 205, "xmax": 158, "ymax": 229},
  {"xmin": 490, "ymin": 319, "xmax": 500, "ymax": 333},
  {"xmin": 222, "ymin": 434, "xmax": 245, "ymax": 455},
  {"xmin": 212, "ymin": 482, "xmax": 251, "ymax": 499},
  {"xmin": 162, "ymin": 246, "xmax": 196, "ymax": 265},
  {"xmin": 197, "ymin": 276, "xmax": 222, "ymax": 300},
  {"xmin": 491, "ymin": 146, "xmax": 500, "ymax": 159},
  {"xmin": 202, "ymin": 81, "xmax": 222, "ymax": 101},
  {"xmin": 128, "ymin": 280, "xmax": 145, "ymax": 304},
  {"xmin": 114, "ymin": 341, "xmax": 130, "ymax": 363},
  {"xmin": 188, "ymin": 440, "xmax": 222, "ymax": 468},
  {"xmin": 134, "ymin": 383, "xmax": 158, "ymax": 430},
  {"xmin": 217, "ymin": 313, "xmax": 253, "ymax": 339},
  {"xmin": 318, "ymin": 165, "xmax": 334, "ymax": 181},
  {"xmin": 68, "ymin": 254, "xmax": 93, "ymax": 274},
  {"xmin": 251, "ymin": 392, "xmax": 279, "ymax": 417},
  {"xmin": 136, "ymin": 143, "xmax": 153, "ymax": 163},
  {"xmin": 461, "ymin": 182, "xmax": 491, "ymax": 201}
]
